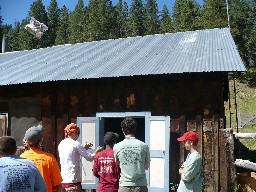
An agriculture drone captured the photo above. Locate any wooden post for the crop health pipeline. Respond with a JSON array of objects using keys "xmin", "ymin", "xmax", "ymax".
[
  {"xmin": 213, "ymin": 115, "xmax": 219, "ymax": 192},
  {"xmin": 179, "ymin": 116, "xmax": 186, "ymax": 166}
]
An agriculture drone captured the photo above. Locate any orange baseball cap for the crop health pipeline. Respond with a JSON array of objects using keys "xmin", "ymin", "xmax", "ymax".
[{"xmin": 177, "ymin": 131, "xmax": 198, "ymax": 141}]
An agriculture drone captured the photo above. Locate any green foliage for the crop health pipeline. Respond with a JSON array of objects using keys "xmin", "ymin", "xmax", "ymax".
[
  {"xmin": 47, "ymin": 0, "xmax": 59, "ymax": 46},
  {"xmin": 0, "ymin": 0, "xmax": 255, "ymax": 68},
  {"xmin": 68, "ymin": 0, "xmax": 86, "ymax": 43},
  {"xmin": 172, "ymin": 0, "xmax": 201, "ymax": 32},
  {"xmin": 55, "ymin": 5, "xmax": 69, "ymax": 45},
  {"xmin": 230, "ymin": 0, "xmax": 256, "ymax": 67},
  {"xmin": 144, "ymin": 0, "xmax": 159, "ymax": 35},
  {"xmin": 29, "ymin": 0, "xmax": 49, "ymax": 48},
  {"xmin": 129, "ymin": 0, "xmax": 145, "ymax": 36},
  {"xmin": 86, "ymin": 0, "xmax": 115, "ymax": 41},
  {"xmin": 226, "ymin": 70, "xmax": 256, "ymax": 149},
  {"xmin": 115, "ymin": 0, "xmax": 129, "ymax": 38},
  {"xmin": 201, "ymin": 0, "xmax": 228, "ymax": 29},
  {"xmin": 160, "ymin": 5, "xmax": 173, "ymax": 33},
  {"xmin": 19, "ymin": 18, "xmax": 34, "ymax": 50},
  {"xmin": 8, "ymin": 21, "xmax": 21, "ymax": 51},
  {"xmin": 239, "ymin": 67, "xmax": 256, "ymax": 87}
]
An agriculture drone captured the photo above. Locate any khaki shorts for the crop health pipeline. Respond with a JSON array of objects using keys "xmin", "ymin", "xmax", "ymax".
[{"xmin": 118, "ymin": 186, "xmax": 148, "ymax": 192}]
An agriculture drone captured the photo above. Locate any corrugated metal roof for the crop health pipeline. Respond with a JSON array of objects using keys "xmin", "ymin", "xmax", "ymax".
[{"xmin": 0, "ymin": 28, "xmax": 245, "ymax": 85}]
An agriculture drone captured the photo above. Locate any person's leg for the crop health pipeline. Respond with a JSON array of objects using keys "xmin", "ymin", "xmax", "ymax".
[
  {"xmin": 119, "ymin": 186, "xmax": 148, "ymax": 192},
  {"xmin": 118, "ymin": 186, "xmax": 131, "ymax": 192},
  {"xmin": 133, "ymin": 186, "xmax": 148, "ymax": 192}
]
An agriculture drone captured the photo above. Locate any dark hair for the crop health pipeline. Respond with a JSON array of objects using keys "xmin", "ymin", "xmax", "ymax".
[
  {"xmin": 121, "ymin": 117, "xmax": 137, "ymax": 135},
  {"xmin": 186, "ymin": 140, "xmax": 198, "ymax": 146},
  {"xmin": 28, "ymin": 140, "xmax": 41, "ymax": 148},
  {"xmin": 0, "ymin": 136, "xmax": 17, "ymax": 155},
  {"xmin": 104, "ymin": 137, "xmax": 116, "ymax": 146}
]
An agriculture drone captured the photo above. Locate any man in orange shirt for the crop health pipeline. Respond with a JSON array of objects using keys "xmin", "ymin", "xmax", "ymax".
[{"xmin": 21, "ymin": 125, "xmax": 62, "ymax": 192}]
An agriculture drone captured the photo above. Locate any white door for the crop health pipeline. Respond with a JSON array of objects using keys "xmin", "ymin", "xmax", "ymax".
[
  {"xmin": 77, "ymin": 117, "xmax": 104, "ymax": 189},
  {"xmin": 145, "ymin": 116, "xmax": 170, "ymax": 192}
]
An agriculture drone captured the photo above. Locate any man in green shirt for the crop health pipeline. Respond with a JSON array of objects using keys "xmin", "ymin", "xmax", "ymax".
[
  {"xmin": 177, "ymin": 131, "xmax": 203, "ymax": 192},
  {"xmin": 113, "ymin": 117, "xmax": 150, "ymax": 192}
]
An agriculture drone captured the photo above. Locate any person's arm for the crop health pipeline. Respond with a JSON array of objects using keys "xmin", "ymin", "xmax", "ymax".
[
  {"xmin": 145, "ymin": 145, "xmax": 150, "ymax": 170},
  {"xmin": 113, "ymin": 146, "xmax": 120, "ymax": 165},
  {"xmin": 76, "ymin": 142, "xmax": 102, "ymax": 162},
  {"xmin": 181, "ymin": 157, "xmax": 201, "ymax": 182},
  {"xmin": 92, "ymin": 156, "xmax": 100, "ymax": 178},
  {"xmin": 50, "ymin": 157, "xmax": 62, "ymax": 192}
]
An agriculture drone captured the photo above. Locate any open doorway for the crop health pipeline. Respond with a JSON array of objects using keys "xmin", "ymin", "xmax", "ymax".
[{"xmin": 103, "ymin": 117, "xmax": 145, "ymax": 144}]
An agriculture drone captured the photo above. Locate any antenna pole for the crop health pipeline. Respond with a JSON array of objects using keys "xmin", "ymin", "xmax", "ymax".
[{"xmin": 226, "ymin": 0, "xmax": 231, "ymax": 28}]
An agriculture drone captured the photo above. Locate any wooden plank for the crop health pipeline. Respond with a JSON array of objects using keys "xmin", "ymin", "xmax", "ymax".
[
  {"xmin": 42, "ymin": 117, "xmax": 52, "ymax": 153},
  {"xmin": 179, "ymin": 116, "xmax": 186, "ymax": 166},
  {"xmin": 235, "ymin": 159, "xmax": 256, "ymax": 171},
  {"xmin": 0, "ymin": 115, "xmax": 6, "ymax": 136},
  {"xmin": 196, "ymin": 115, "xmax": 202, "ymax": 156},
  {"xmin": 213, "ymin": 115, "xmax": 219, "ymax": 192},
  {"xmin": 234, "ymin": 133, "xmax": 256, "ymax": 139}
]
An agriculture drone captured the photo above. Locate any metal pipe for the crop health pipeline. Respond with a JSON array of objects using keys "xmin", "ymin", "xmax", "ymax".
[
  {"xmin": 233, "ymin": 73, "xmax": 238, "ymax": 133},
  {"xmin": 1, "ymin": 34, "xmax": 9, "ymax": 53},
  {"xmin": 225, "ymin": 0, "xmax": 231, "ymax": 28}
]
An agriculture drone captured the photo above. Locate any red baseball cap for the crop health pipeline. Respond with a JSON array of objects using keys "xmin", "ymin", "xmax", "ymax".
[{"xmin": 177, "ymin": 131, "xmax": 198, "ymax": 141}]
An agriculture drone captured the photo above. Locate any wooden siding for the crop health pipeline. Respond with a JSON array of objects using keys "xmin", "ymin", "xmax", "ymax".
[{"xmin": 0, "ymin": 72, "xmax": 229, "ymax": 191}]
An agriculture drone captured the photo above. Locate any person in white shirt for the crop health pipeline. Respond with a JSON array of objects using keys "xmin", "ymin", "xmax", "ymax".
[{"xmin": 58, "ymin": 123, "xmax": 102, "ymax": 192}]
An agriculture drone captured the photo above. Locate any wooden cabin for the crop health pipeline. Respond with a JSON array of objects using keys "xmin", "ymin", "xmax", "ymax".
[{"xmin": 0, "ymin": 28, "xmax": 245, "ymax": 191}]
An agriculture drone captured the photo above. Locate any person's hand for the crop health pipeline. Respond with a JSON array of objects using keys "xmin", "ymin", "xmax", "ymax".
[
  {"xmin": 84, "ymin": 142, "xmax": 93, "ymax": 150},
  {"xmin": 95, "ymin": 146, "xmax": 103, "ymax": 154},
  {"xmin": 179, "ymin": 167, "xmax": 184, "ymax": 174}
]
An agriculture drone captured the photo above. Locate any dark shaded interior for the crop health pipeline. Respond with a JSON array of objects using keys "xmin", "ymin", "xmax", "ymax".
[{"xmin": 103, "ymin": 117, "xmax": 145, "ymax": 145}]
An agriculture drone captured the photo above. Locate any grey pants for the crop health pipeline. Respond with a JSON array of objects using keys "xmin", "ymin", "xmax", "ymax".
[{"xmin": 118, "ymin": 186, "xmax": 148, "ymax": 192}]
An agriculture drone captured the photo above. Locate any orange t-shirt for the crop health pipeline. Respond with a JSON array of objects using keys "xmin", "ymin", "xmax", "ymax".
[{"xmin": 21, "ymin": 147, "xmax": 62, "ymax": 192}]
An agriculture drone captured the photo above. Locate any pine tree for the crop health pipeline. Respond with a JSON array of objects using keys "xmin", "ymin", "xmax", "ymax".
[
  {"xmin": 47, "ymin": 0, "xmax": 59, "ymax": 46},
  {"xmin": 68, "ymin": 0, "xmax": 86, "ymax": 43},
  {"xmin": 144, "ymin": 0, "xmax": 159, "ymax": 35},
  {"xmin": 28, "ymin": 0, "xmax": 49, "ymax": 48},
  {"xmin": 55, "ymin": 5, "xmax": 69, "ymax": 45},
  {"xmin": 87, "ymin": 0, "xmax": 114, "ymax": 41},
  {"xmin": 116, "ymin": 0, "xmax": 126, "ymax": 38},
  {"xmin": 229, "ymin": 0, "xmax": 256, "ymax": 66},
  {"xmin": 105, "ymin": 0, "xmax": 117, "ymax": 39},
  {"xmin": 19, "ymin": 18, "xmax": 34, "ymax": 50},
  {"xmin": 129, "ymin": 0, "xmax": 145, "ymax": 36},
  {"xmin": 8, "ymin": 21, "xmax": 21, "ymax": 51},
  {"xmin": 201, "ymin": 0, "xmax": 228, "ymax": 29},
  {"xmin": 172, "ymin": 0, "xmax": 201, "ymax": 32},
  {"xmin": 123, "ymin": 1, "xmax": 131, "ymax": 36},
  {"xmin": 160, "ymin": 5, "xmax": 173, "ymax": 33}
]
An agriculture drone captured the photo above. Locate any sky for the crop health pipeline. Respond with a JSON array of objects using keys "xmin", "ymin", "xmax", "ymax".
[{"xmin": 0, "ymin": 0, "xmax": 204, "ymax": 26}]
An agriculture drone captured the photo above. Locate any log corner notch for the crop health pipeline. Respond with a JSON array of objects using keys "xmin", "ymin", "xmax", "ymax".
[{"xmin": 235, "ymin": 159, "xmax": 256, "ymax": 171}]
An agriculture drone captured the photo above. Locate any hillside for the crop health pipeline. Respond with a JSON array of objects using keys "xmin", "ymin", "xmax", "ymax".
[{"xmin": 226, "ymin": 68, "xmax": 256, "ymax": 150}]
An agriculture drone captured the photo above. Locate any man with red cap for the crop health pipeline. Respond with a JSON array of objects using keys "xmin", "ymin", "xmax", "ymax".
[
  {"xmin": 58, "ymin": 123, "xmax": 102, "ymax": 192},
  {"xmin": 177, "ymin": 131, "xmax": 203, "ymax": 192}
]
